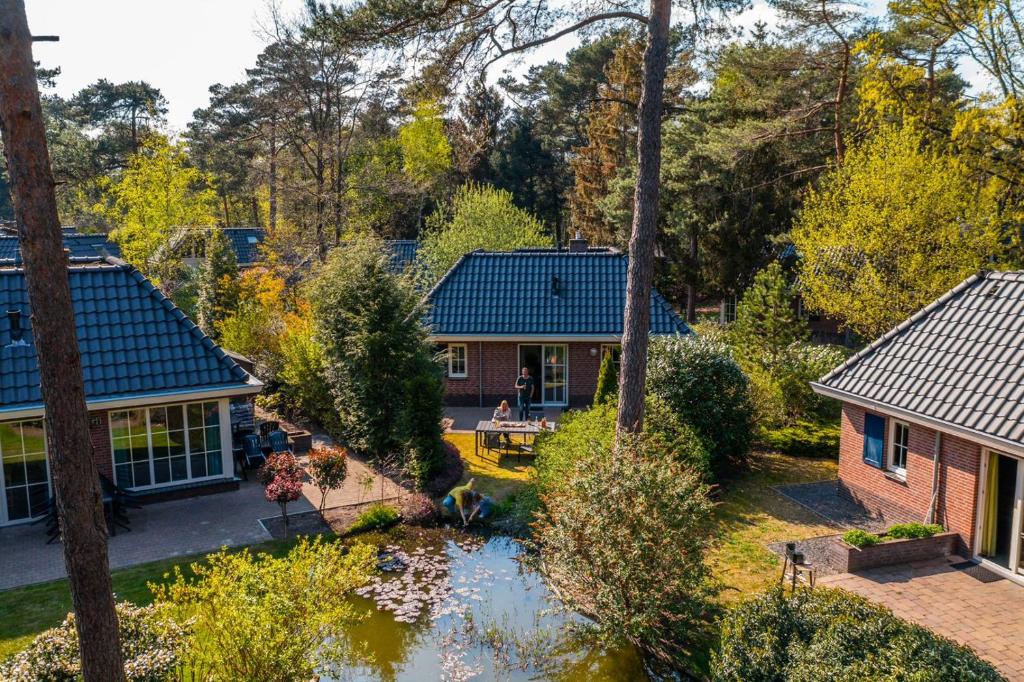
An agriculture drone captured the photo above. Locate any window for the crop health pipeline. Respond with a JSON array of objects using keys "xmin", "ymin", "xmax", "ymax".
[
  {"xmin": 448, "ymin": 344, "xmax": 468, "ymax": 378},
  {"xmin": 111, "ymin": 401, "xmax": 223, "ymax": 489},
  {"xmin": 721, "ymin": 295, "xmax": 738, "ymax": 324},
  {"xmin": 0, "ymin": 420, "xmax": 49, "ymax": 522},
  {"xmin": 600, "ymin": 344, "xmax": 622, "ymax": 371},
  {"xmin": 889, "ymin": 421, "xmax": 910, "ymax": 475}
]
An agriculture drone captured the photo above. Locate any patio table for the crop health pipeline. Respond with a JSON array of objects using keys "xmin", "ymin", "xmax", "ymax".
[{"xmin": 474, "ymin": 420, "xmax": 555, "ymax": 460}]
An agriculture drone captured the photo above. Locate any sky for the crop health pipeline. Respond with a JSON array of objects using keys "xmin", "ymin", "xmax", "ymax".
[{"xmin": 27, "ymin": 0, "xmax": 951, "ymax": 133}]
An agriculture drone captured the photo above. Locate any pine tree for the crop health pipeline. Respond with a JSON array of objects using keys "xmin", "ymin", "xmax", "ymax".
[
  {"xmin": 197, "ymin": 230, "xmax": 240, "ymax": 339},
  {"xmin": 731, "ymin": 262, "xmax": 808, "ymax": 371},
  {"xmin": 594, "ymin": 349, "xmax": 619, "ymax": 404}
]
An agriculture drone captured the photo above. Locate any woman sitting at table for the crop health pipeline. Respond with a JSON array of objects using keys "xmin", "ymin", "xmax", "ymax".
[{"xmin": 493, "ymin": 400, "xmax": 512, "ymax": 421}]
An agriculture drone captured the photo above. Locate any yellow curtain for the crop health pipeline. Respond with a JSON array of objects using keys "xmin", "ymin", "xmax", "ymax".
[{"xmin": 981, "ymin": 452, "xmax": 1000, "ymax": 557}]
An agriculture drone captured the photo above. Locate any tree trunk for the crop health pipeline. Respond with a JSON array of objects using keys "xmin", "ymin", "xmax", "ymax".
[
  {"xmin": 268, "ymin": 122, "xmax": 278, "ymax": 233},
  {"xmin": 685, "ymin": 227, "xmax": 698, "ymax": 323},
  {"xmin": 833, "ymin": 45, "xmax": 849, "ymax": 164},
  {"xmin": 616, "ymin": 0, "xmax": 671, "ymax": 435},
  {"xmin": 0, "ymin": 4, "xmax": 125, "ymax": 680},
  {"xmin": 221, "ymin": 192, "xmax": 231, "ymax": 227}
]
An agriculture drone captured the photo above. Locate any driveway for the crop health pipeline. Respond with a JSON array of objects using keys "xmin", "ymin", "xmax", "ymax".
[{"xmin": 821, "ymin": 556, "xmax": 1024, "ymax": 679}]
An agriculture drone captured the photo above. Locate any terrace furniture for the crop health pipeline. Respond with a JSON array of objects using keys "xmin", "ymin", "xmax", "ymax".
[
  {"xmin": 99, "ymin": 474, "xmax": 143, "ymax": 536},
  {"xmin": 30, "ymin": 496, "xmax": 60, "ymax": 544},
  {"xmin": 268, "ymin": 429, "xmax": 290, "ymax": 454},
  {"xmin": 258, "ymin": 421, "xmax": 280, "ymax": 453},
  {"xmin": 239, "ymin": 433, "xmax": 267, "ymax": 480},
  {"xmin": 474, "ymin": 420, "xmax": 555, "ymax": 464}
]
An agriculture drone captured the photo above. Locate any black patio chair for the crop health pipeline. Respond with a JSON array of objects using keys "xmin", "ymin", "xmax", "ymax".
[
  {"xmin": 30, "ymin": 495, "xmax": 60, "ymax": 544},
  {"xmin": 242, "ymin": 433, "xmax": 267, "ymax": 474},
  {"xmin": 99, "ymin": 474, "xmax": 143, "ymax": 536}
]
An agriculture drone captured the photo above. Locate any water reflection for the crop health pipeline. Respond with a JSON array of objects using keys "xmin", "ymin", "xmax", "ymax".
[{"xmin": 330, "ymin": 532, "xmax": 647, "ymax": 681}]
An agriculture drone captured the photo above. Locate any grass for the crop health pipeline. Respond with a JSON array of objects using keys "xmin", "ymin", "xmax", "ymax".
[
  {"xmin": 444, "ymin": 432, "xmax": 532, "ymax": 502},
  {"xmin": 0, "ymin": 537, "xmax": 298, "ymax": 660},
  {"xmin": 708, "ymin": 450, "xmax": 838, "ymax": 603}
]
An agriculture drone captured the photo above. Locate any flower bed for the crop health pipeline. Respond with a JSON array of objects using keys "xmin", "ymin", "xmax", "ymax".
[{"xmin": 830, "ymin": 526, "xmax": 958, "ymax": 572}]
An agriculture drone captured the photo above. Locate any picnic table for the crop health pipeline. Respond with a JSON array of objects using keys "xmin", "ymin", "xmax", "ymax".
[{"xmin": 474, "ymin": 420, "xmax": 555, "ymax": 461}]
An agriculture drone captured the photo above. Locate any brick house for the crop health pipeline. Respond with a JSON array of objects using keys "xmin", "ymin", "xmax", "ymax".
[
  {"xmin": 0, "ymin": 255, "xmax": 262, "ymax": 527},
  {"xmin": 811, "ymin": 271, "xmax": 1024, "ymax": 582},
  {"xmin": 424, "ymin": 238, "xmax": 689, "ymax": 408}
]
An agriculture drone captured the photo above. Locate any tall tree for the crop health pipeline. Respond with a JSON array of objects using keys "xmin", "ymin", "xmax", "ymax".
[
  {"xmin": 329, "ymin": 0, "xmax": 743, "ymax": 435},
  {"xmin": 70, "ymin": 79, "xmax": 167, "ymax": 166},
  {"xmin": 197, "ymin": 230, "xmax": 241, "ymax": 339},
  {"xmin": 0, "ymin": 2, "xmax": 125, "ymax": 679}
]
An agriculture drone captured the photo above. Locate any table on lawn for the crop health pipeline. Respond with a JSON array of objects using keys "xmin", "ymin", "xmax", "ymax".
[{"xmin": 474, "ymin": 420, "xmax": 555, "ymax": 460}]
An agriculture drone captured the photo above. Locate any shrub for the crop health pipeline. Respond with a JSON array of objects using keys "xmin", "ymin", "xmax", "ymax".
[
  {"xmin": 647, "ymin": 335, "xmax": 754, "ymax": 480},
  {"xmin": 532, "ymin": 432, "xmax": 717, "ymax": 672},
  {"xmin": 593, "ymin": 349, "xmax": 618, "ymax": 404},
  {"xmin": 842, "ymin": 529, "xmax": 882, "ymax": 548},
  {"xmin": 154, "ymin": 538, "xmax": 375, "ymax": 680},
  {"xmin": 307, "ymin": 445, "xmax": 348, "ymax": 515},
  {"xmin": 259, "ymin": 452, "xmax": 304, "ymax": 530},
  {"xmin": 276, "ymin": 312, "xmax": 338, "ymax": 432},
  {"xmin": 756, "ymin": 419, "xmax": 840, "ymax": 458},
  {"xmin": 885, "ymin": 522, "xmax": 944, "ymax": 540},
  {"xmin": 398, "ymin": 355, "xmax": 447, "ymax": 487},
  {"xmin": 400, "ymin": 492, "xmax": 438, "ymax": 526},
  {"xmin": 713, "ymin": 586, "xmax": 1002, "ymax": 681},
  {"xmin": 0, "ymin": 602, "xmax": 188, "ymax": 682},
  {"xmin": 348, "ymin": 504, "xmax": 401, "ymax": 534},
  {"xmin": 425, "ymin": 439, "xmax": 466, "ymax": 496}
]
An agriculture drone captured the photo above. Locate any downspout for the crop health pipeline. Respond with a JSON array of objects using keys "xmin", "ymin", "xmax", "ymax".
[
  {"xmin": 478, "ymin": 341, "xmax": 483, "ymax": 408},
  {"xmin": 927, "ymin": 431, "xmax": 942, "ymax": 524}
]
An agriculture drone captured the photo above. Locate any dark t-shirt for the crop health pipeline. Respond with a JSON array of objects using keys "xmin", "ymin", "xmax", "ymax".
[{"xmin": 515, "ymin": 375, "xmax": 534, "ymax": 400}]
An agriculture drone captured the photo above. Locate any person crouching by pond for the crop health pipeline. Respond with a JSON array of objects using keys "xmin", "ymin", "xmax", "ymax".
[
  {"xmin": 514, "ymin": 367, "xmax": 534, "ymax": 421},
  {"xmin": 443, "ymin": 478, "xmax": 494, "ymax": 527}
]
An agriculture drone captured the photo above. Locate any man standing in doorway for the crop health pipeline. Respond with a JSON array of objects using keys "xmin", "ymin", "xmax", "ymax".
[{"xmin": 514, "ymin": 367, "xmax": 534, "ymax": 421}]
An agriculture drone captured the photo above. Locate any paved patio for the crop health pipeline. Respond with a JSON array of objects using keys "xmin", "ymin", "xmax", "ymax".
[
  {"xmin": 0, "ymin": 440, "xmax": 402, "ymax": 591},
  {"xmin": 822, "ymin": 556, "xmax": 1024, "ymax": 679},
  {"xmin": 444, "ymin": 405, "xmax": 564, "ymax": 432}
]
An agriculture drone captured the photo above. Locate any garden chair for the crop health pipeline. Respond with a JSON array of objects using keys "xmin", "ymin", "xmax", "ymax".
[
  {"xmin": 268, "ymin": 429, "xmax": 290, "ymax": 454},
  {"xmin": 99, "ymin": 474, "xmax": 142, "ymax": 536},
  {"xmin": 241, "ymin": 433, "xmax": 267, "ymax": 479},
  {"xmin": 31, "ymin": 495, "xmax": 60, "ymax": 544}
]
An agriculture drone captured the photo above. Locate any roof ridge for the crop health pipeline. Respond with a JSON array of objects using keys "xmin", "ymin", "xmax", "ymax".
[
  {"xmin": 123, "ymin": 265, "xmax": 250, "ymax": 382},
  {"xmin": 817, "ymin": 270, "xmax": 988, "ymax": 384}
]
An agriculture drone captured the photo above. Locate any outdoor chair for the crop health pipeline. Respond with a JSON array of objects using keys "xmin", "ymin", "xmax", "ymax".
[
  {"xmin": 268, "ymin": 429, "xmax": 290, "ymax": 454},
  {"xmin": 99, "ymin": 474, "xmax": 142, "ymax": 536},
  {"xmin": 241, "ymin": 433, "xmax": 267, "ymax": 477},
  {"xmin": 31, "ymin": 496, "xmax": 60, "ymax": 544},
  {"xmin": 483, "ymin": 432, "xmax": 511, "ymax": 458}
]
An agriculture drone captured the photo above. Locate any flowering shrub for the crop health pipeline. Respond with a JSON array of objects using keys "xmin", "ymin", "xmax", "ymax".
[
  {"xmin": 260, "ymin": 452, "xmax": 304, "ymax": 529},
  {"xmin": 0, "ymin": 602, "xmax": 188, "ymax": 682},
  {"xmin": 400, "ymin": 492, "xmax": 438, "ymax": 526},
  {"xmin": 307, "ymin": 445, "xmax": 348, "ymax": 514}
]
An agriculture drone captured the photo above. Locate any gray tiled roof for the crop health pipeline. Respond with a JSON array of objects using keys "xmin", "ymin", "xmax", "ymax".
[
  {"xmin": 813, "ymin": 270, "xmax": 1024, "ymax": 446},
  {"xmin": 0, "ymin": 258, "xmax": 258, "ymax": 413},
  {"xmin": 424, "ymin": 249, "xmax": 689, "ymax": 337}
]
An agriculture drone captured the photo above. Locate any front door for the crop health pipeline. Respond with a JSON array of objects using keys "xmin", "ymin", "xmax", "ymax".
[
  {"xmin": 979, "ymin": 451, "xmax": 1024, "ymax": 573},
  {"xmin": 517, "ymin": 344, "xmax": 568, "ymax": 407}
]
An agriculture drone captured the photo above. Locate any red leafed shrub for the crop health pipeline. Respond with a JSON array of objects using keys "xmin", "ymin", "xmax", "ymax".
[
  {"xmin": 261, "ymin": 452, "xmax": 305, "ymax": 529},
  {"xmin": 308, "ymin": 445, "xmax": 348, "ymax": 515},
  {"xmin": 425, "ymin": 439, "xmax": 464, "ymax": 497},
  {"xmin": 401, "ymin": 492, "xmax": 438, "ymax": 526}
]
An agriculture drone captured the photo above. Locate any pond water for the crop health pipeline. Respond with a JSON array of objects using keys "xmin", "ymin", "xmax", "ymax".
[{"xmin": 328, "ymin": 531, "xmax": 648, "ymax": 681}]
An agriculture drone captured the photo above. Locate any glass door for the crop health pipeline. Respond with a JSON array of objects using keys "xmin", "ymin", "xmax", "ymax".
[
  {"xmin": 542, "ymin": 345, "xmax": 567, "ymax": 405},
  {"xmin": 979, "ymin": 451, "xmax": 1024, "ymax": 572},
  {"xmin": 0, "ymin": 420, "xmax": 50, "ymax": 523}
]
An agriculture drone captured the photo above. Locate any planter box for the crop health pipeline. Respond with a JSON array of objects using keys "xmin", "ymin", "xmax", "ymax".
[
  {"xmin": 830, "ymin": 532, "xmax": 958, "ymax": 573},
  {"xmin": 285, "ymin": 429, "xmax": 313, "ymax": 454}
]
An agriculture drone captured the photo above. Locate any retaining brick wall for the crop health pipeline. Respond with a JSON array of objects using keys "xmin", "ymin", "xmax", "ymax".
[
  {"xmin": 838, "ymin": 403, "xmax": 981, "ymax": 552},
  {"xmin": 830, "ymin": 532, "xmax": 958, "ymax": 572},
  {"xmin": 440, "ymin": 341, "xmax": 604, "ymax": 408}
]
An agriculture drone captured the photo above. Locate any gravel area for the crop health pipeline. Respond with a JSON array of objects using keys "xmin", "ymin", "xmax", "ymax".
[
  {"xmin": 768, "ymin": 535, "xmax": 845, "ymax": 577},
  {"xmin": 775, "ymin": 480, "xmax": 888, "ymax": 533}
]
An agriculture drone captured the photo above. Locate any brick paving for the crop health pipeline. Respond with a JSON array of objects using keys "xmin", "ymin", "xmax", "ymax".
[
  {"xmin": 0, "ymin": 434, "xmax": 404, "ymax": 591},
  {"xmin": 821, "ymin": 556, "xmax": 1024, "ymax": 679}
]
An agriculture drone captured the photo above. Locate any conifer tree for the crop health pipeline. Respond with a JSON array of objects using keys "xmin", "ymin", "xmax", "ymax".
[
  {"xmin": 594, "ymin": 349, "xmax": 619, "ymax": 404},
  {"xmin": 731, "ymin": 261, "xmax": 808, "ymax": 370},
  {"xmin": 197, "ymin": 230, "xmax": 240, "ymax": 339}
]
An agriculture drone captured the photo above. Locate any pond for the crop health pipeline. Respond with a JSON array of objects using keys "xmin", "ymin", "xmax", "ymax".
[{"xmin": 329, "ymin": 530, "xmax": 648, "ymax": 681}]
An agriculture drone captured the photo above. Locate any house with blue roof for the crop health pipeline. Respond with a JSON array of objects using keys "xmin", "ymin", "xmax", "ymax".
[
  {"xmin": 0, "ymin": 255, "xmax": 261, "ymax": 526},
  {"xmin": 424, "ymin": 236, "xmax": 689, "ymax": 408},
  {"xmin": 0, "ymin": 231, "xmax": 121, "ymax": 261}
]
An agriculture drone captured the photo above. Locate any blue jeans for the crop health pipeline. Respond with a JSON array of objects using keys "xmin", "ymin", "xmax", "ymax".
[{"xmin": 518, "ymin": 393, "xmax": 531, "ymax": 420}]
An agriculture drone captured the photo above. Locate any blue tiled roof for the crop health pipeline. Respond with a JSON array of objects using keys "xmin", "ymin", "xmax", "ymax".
[
  {"xmin": 0, "ymin": 260, "xmax": 256, "ymax": 413},
  {"xmin": 424, "ymin": 250, "xmax": 689, "ymax": 336},
  {"xmin": 0, "ymin": 233, "xmax": 121, "ymax": 261},
  {"xmin": 224, "ymin": 228, "xmax": 265, "ymax": 266},
  {"xmin": 386, "ymin": 240, "xmax": 419, "ymax": 272}
]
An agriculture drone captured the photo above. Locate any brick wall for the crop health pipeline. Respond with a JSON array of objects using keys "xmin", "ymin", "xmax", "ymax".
[
  {"xmin": 87, "ymin": 410, "xmax": 113, "ymax": 479},
  {"xmin": 838, "ymin": 403, "xmax": 981, "ymax": 552},
  {"xmin": 440, "ymin": 341, "xmax": 604, "ymax": 408}
]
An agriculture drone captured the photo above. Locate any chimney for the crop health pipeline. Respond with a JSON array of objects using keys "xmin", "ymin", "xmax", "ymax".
[
  {"xmin": 568, "ymin": 230, "xmax": 588, "ymax": 253},
  {"xmin": 7, "ymin": 310, "xmax": 23, "ymax": 342}
]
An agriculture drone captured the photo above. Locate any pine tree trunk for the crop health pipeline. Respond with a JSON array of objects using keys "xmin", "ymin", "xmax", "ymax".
[
  {"xmin": 686, "ymin": 227, "xmax": 699, "ymax": 323},
  {"xmin": 0, "ymin": 4, "xmax": 125, "ymax": 680},
  {"xmin": 268, "ymin": 123, "xmax": 278, "ymax": 233},
  {"xmin": 616, "ymin": 0, "xmax": 671, "ymax": 435}
]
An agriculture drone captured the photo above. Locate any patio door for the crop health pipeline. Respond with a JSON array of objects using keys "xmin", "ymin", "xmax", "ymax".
[
  {"xmin": 517, "ymin": 344, "xmax": 568, "ymax": 406},
  {"xmin": 0, "ymin": 419, "xmax": 50, "ymax": 525},
  {"xmin": 978, "ymin": 450, "xmax": 1024, "ymax": 574}
]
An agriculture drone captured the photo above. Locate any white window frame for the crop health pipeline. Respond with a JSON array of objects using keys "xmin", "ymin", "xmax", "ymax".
[
  {"xmin": 888, "ymin": 419, "xmax": 910, "ymax": 477},
  {"xmin": 0, "ymin": 419, "xmax": 51, "ymax": 525},
  {"xmin": 600, "ymin": 344, "xmax": 621, "ymax": 371},
  {"xmin": 108, "ymin": 400, "xmax": 230, "ymax": 491},
  {"xmin": 721, "ymin": 295, "xmax": 738, "ymax": 324},
  {"xmin": 447, "ymin": 343, "xmax": 468, "ymax": 378}
]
